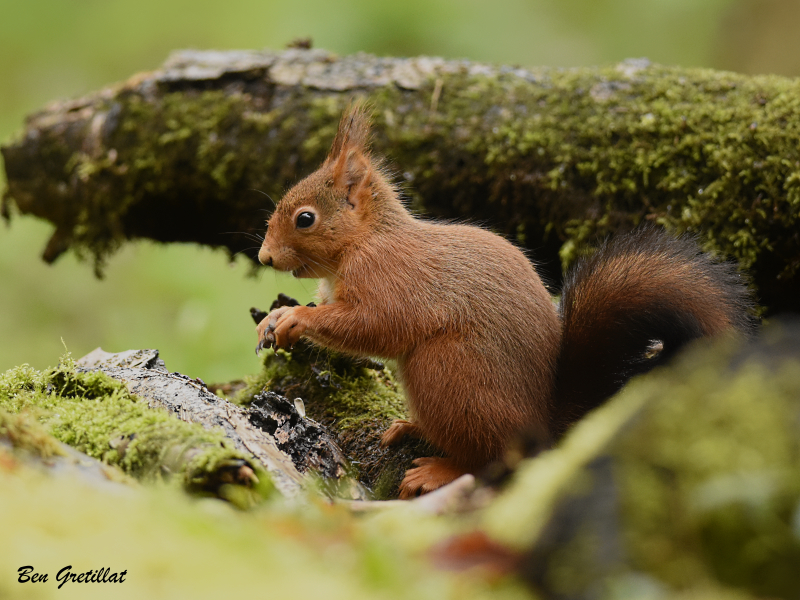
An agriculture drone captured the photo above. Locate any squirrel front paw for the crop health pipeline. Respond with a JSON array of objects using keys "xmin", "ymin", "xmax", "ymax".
[
  {"xmin": 380, "ymin": 419, "xmax": 420, "ymax": 447},
  {"xmin": 255, "ymin": 305, "xmax": 309, "ymax": 353},
  {"xmin": 398, "ymin": 457, "xmax": 467, "ymax": 500}
]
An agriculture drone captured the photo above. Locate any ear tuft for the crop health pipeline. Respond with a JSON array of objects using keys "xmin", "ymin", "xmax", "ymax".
[{"xmin": 327, "ymin": 101, "xmax": 372, "ymax": 162}]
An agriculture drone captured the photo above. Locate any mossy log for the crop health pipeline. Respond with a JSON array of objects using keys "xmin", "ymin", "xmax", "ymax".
[{"xmin": 2, "ymin": 49, "xmax": 800, "ymax": 310}]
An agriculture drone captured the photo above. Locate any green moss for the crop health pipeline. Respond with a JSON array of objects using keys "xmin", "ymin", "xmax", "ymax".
[
  {"xmin": 0, "ymin": 406, "xmax": 64, "ymax": 459},
  {"xmin": 0, "ymin": 357, "xmax": 264, "ymax": 496},
  {"xmin": 369, "ymin": 461, "xmax": 415, "ymax": 502},
  {"xmin": 60, "ymin": 90, "xmax": 255, "ymax": 271},
  {"xmin": 391, "ymin": 65, "xmax": 798, "ymax": 270},
  {"xmin": 237, "ymin": 344, "xmax": 405, "ymax": 423}
]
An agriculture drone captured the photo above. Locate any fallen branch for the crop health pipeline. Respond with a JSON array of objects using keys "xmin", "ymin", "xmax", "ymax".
[{"xmin": 2, "ymin": 49, "xmax": 800, "ymax": 309}]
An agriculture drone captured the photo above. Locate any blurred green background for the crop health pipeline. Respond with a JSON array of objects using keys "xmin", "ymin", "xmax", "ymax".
[{"xmin": 2, "ymin": 0, "xmax": 798, "ymax": 383}]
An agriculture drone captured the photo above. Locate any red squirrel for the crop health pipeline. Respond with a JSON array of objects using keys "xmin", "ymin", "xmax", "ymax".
[{"xmin": 256, "ymin": 105, "xmax": 754, "ymax": 498}]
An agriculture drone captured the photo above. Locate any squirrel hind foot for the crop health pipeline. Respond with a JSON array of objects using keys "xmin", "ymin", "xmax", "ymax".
[{"xmin": 398, "ymin": 457, "xmax": 468, "ymax": 499}]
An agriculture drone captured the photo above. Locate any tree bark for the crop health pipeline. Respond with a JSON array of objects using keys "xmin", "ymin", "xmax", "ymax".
[{"xmin": 3, "ymin": 48, "xmax": 800, "ymax": 310}]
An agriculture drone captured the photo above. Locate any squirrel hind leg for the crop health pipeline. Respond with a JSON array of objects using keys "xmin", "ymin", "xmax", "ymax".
[
  {"xmin": 398, "ymin": 457, "xmax": 468, "ymax": 499},
  {"xmin": 380, "ymin": 419, "xmax": 420, "ymax": 447}
]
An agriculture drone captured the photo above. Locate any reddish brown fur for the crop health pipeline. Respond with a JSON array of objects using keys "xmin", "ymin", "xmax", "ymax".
[
  {"xmin": 257, "ymin": 105, "xmax": 754, "ymax": 498},
  {"xmin": 552, "ymin": 226, "xmax": 755, "ymax": 435}
]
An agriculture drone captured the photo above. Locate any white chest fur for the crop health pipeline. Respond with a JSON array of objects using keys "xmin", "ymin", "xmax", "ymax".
[{"xmin": 317, "ymin": 275, "xmax": 338, "ymax": 305}]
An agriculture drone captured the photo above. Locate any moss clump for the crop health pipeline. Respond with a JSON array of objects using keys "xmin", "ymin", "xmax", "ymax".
[
  {"xmin": 236, "ymin": 344, "xmax": 405, "ymax": 427},
  {"xmin": 0, "ymin": 406, "xmax": 64, "ymax": 460},
  {"xmin": 0, "ymin": 357, "xmax": 262, "ymax": 496},
  {"xmin": 235, "ymin": 342, "xmax": 435, "ymax": 498},
  {"xmin": 63, "ymin": 90, "xmax": 267, "ymax": 273},
  {"xmin": 484, "ymin": 321, "xmax": 800, "ymax": 599}
]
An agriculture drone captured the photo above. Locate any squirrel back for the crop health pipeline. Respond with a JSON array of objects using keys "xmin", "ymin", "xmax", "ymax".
[{"xmin": 552, "ymin": 226, "xmax": 756, "ymax": 436}]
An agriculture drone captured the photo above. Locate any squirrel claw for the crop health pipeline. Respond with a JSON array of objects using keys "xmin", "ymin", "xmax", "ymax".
[
  {"xmin": 255, "ymin": 306, "xmax": 306, "ymax": 353},
  {"xmin": 398, "ymin": 457, "xmax": 467, "ymax": 500},
  {"xmin": 255, "ymin": 329, "xmax": 276, "ymax": 356}
]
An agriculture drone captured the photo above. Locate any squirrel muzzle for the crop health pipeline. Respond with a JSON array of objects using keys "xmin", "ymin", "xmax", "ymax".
[{"xmin": 258, "ymin": 245, "xmax": 273, "ymax": 267}]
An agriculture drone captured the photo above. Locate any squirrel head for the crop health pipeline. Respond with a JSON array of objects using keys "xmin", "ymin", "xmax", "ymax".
[{"xmin": 258, "ymin": 103, "xmax": 401, "ymax": 278}]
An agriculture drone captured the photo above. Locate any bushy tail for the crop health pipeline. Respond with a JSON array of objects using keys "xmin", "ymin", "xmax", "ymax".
[{"xmin": 552, "ymin": 226, "xmax": 756, "ymax": 436}]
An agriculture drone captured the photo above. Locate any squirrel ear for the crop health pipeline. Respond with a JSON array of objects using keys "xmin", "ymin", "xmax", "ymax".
[
  {"xmin": 327, "ymin": 102, "xmax": 378, "ymax": 213},
  {"xmin": 333, "ymin": 149, "xmax": 375, "ymax": 211},
  {"xmin": 327, "ymin": 102, "xmax": 371, "ymax": 162}
]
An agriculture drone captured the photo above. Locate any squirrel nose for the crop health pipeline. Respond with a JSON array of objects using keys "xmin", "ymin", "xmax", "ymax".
[{"xmin": 258, "ymin": 248, "xmax": 273, "ymax": 266}]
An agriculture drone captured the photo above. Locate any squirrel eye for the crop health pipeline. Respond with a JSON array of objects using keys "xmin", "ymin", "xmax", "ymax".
[{"xmin": 296, "ymin": 211, "xmax": 316, "ymax": 229}]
